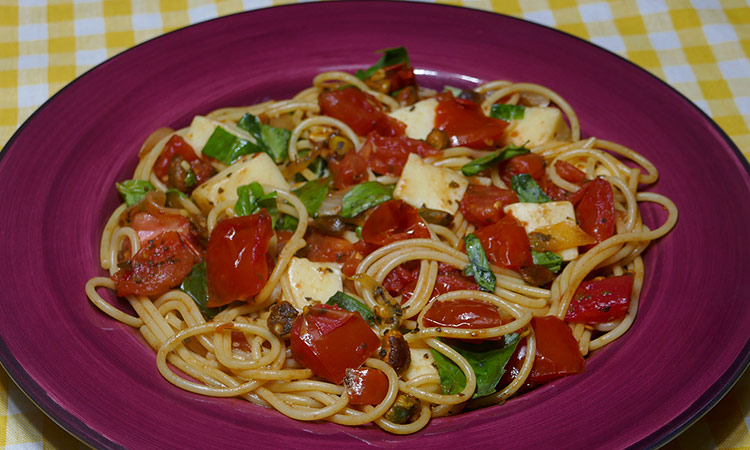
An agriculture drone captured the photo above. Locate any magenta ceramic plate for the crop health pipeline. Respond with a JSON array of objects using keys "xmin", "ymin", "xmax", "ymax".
[{"xmin": 1, "ymin": 3, "xmax": 749, "ymax": 449}]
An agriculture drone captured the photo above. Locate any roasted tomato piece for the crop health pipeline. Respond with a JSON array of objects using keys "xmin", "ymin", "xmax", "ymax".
[
  {"xmin": 112, "ymin": 231, "xmax": 199, "ymax": 297},
  {"xmin": 473, "ymin": 215, "xmax": 533, "ymax": 272},
  {"xmin": 290, "ymin": 304, "xmax": 380, "ymax": 384},
  {"xmin": 382, "ymin": 261, "xmax": 420, "ymax": 296},
  {"xmin": 498, "ymin": 153, "xmax": 546, "ymax": 184},
  {"xmin": 565, "ymin": 275, "xmax": 634, "ymax": 323},
  {"xmin": 329, "ymin": 151, "xmax": 368, "ymax": 190},
  {"xmin": 554, "ymin": 160, "xmax": 586, "ymax": 183},
  {"xmin": 205, "ymin": 211, "xmax": 273, "ymax": 307},
  {"xmin": 318, "ymin": 87, "xmax": 405, "ymax": 136},
  {"xmin": 398, "ymin": 262, "xmax": 478, "ymax": 304},
  {"xmin": 434, "ymin": 92, "xmax": 507, "ymax": 149},
  {"xmin": 305, "ymin": 231, "xmax": 357, "ymax": 264},
  {"xmin": 459, "ymin": 184, "xmax": 519, "ymax": 227},
  {"xmin": 153, "ymin": 135, "xmax": 215, "ymax": 192},
  {"xmin": 423, "ymin": 298, "xmax": 502, "ymax": 329},
  {"xmin": 360, "ymin": 132, "xmax": 440, "ymax": 176},
  {"xmin": 361, "ymin": 200, "xmax": 430, "ymax": 247},
  {"xmin": 345, "ymin": 367, "xmax": 389, "ymax": 405},
  {"xmin": 130, "ymin": 211, "xmax": 202, "ymax": 256},
  {"xmin": 575, "ymin": 177, "xmax": 616, "ymax": 249}
]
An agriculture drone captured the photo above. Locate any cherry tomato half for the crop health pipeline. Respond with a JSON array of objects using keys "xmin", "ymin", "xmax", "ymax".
[
  {"xmin": 345, "ymin": 367, "xmax": 389, "ymax": 405},
  {"xmin": 130, "ymin": 210, "xmax": 202, "ymax": 256},
  {"xmin": 565, "ymin": 275, "xmax": 634, "ymax": 323},
  {"xmin": 554, "ymin": 160, "xmax": 586, "ymax": 184},
  {"xmin": 498, "ymin": 153, "xmax": 546, "ymax": 184},
  {"xmin": 434, "ymin": 92, "xmax": 507, "ymax": 149},
  {"xmin": 205, "ymin": 211, "xmax": 273, "ymax": 307},
  {"xmin": 473, "ymin": 215, "xmax": 533, "ymax": 272},
  {"xmin": 422, "ymin": 298, "xmax": 502, "ymax": 330},
  {"xmin": 459, "ymin": 184, "xmax": 519, "ymax": 228},
  {"xmin": 329, "ymin": 151, "xmax": 368, "ymax": 190},
  {"xmin": 360, "ymin": 200, "xmax": 430, "ymax": 247},
  {"xmin": 153, "ymin": 135, "xmax": 215, "ymax": 191},
  {"xmin": 575, "ymin": 177, "xmax": 616, "ymax": 249},
  {"xmin": 360, "ymin": 132, "xmax": 440, "ymax": 176},
  {"xmin": 290, "ymin": 304, "xmax": 380, "ymax": 384},
  {"xmin": 319, "ymin": 87, "xmax": 405, "ymax": 137}
]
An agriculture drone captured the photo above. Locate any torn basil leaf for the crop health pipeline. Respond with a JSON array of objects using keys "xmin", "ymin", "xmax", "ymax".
[
  {"xmin": 201, "ymin": 126, "xmax": 259, "ymax": 165},
  {"xmin": 275, "ymin": 214, "xmax": 299, "ymax": 232},
  {"xmin": 237, "ymin": 113, "xmax": 291, "ymax": 164},
  {"xmin": 292, "ymin": 177, "xmax": 331, "ymax": 217},
  {"xmin": 115, "ymin": 179, "xmax": 155, "ymax": 206},
  {"xmin": 235, "ymin": 182, "xmax": 278, "ymax": 218},
  {"xmin": 340, "ymin": 181, "xmax": 394, "ymax": 218},
  {"xmin": 490, "ymin": 104, "xmax": 526, "ymax": 121},
  {"xmin": 532, "ymin": 250, "xmax": 563, "ymax": 273},
  {"xmin": 180, "ymin": 262, "xmax": 221, "ymax": 319},
  {"xmin": 327, "ymin": 291, "xmax": 376, "ymax": 326},
  {"xmin": 460, "ymin": 145, "xmax": 530, "ymax": 176},
  {"xmin": 355, "ymin": 46, "xmax": 410, "ymax": 80},
  {"xmin": 463, "ymin": 234, "xmax": 496, "ymax": 293},
  {"xmin": 511, "ymin": 173, "xmax": 551, "ymax": 203}
]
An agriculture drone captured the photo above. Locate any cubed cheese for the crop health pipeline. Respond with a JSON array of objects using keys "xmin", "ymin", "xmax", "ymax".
[
  {"xmin": 505, "ymin": 107, "xmax": 569, "ymax": 148},
  {"xmin": 184, "ymin": 115, "xmax": 256, "ymax": 154},
  {"xmin": 284, "ymin": 257, "xmax": 343, "ymax": 310},
  {"xmin": 394, "ymin": 153, "xmax": 468, "ymax": 215},
  {"xmin": 387, "ymin": 98, "xmax": 438, "ymax": 140},
  {"xmin": 503, "ymin": 201, "xmax": 579, "ymax": 260},
  {"xmin": 403, "ymin": 348, "xmax": 438, "ymax": 382},
  {"xmin": 191, "ymin": 152, "xmax": 290, "ymax": 213}
]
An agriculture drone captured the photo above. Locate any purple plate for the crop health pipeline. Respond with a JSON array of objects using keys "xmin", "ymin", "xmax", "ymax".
[{"xmin": 1, "ymin": 3, "xmax": 748, "ymax": 449}]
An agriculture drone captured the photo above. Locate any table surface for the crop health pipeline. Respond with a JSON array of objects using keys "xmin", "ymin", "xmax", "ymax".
[{"xmin": 1, "ymin": 1, "xmax": 748, "ymax": 449}]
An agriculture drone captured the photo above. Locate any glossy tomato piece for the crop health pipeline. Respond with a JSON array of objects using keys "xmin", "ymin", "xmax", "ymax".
[
  {"xmin": 291, "ymin": 304, "xmax": 380, "ymax": 384},
  {"xmin": 305, "ymin": 231, "xmax": 356, "ymax": 264},
  {"xmin": 473, "ymin": 215, "xmax": 533, "ymax": 272},
  {"xmin": 345, "ymin": 367, "xmax": 389, "ymax": 405},
  {"xmin": 329, "ymin": 151, "xmax": 368, "ymax": 190},
  {"xmin": 459, "ymin": 184, "xmax": 519, "ymax": 227},
  {"xmin": 361, "ymin": 200, "xmax": 430, "ymax": 247},
  {"xmin": 383, "ymin": 62, "xmax": 416, "ymax": 94},
  {"xmin": 205, "ymin": 211, "xmax": 273, "ymax": 307},
  {"xmin": 434, "ymin": 92, "xmax": 507, "ymax": 149},
  {"xmin": 398, "ymin": 262, "xmax": 478, "ymax": 304},
  {"xmin": 318, "ymin": 87, "xmax": 405, "ymax": 136},
  {"xmin": 112, "ymin": 231, "xmax": 198, "ymax": 297},
  {"xmin": 360, "ymin": 132, "xmax": 440, "ymax": 176},
  {"xmin": 382, "ymin": 261, "xmax": 420, "ymax": 296},
  {"xmin": 153, "ymin": 135, "xmax": 214, "ymax": 191},
  {"xmin": 130, "ymin": 211, "xmax": 202, "ymax": 256},
  {"xmin": 554, "ymin": 160, "xmax": 586, "ymax": 183},
  {"xmin": 575, "ymin": 177, "xmax": 615, "ymax": 249},
  {"xmin": 498, "ymin": 153, "xmax": 546, "ymax": 184},
  {"xmin": 423, "ymin": 298, "xmax": 502, "ymax": 329},
  {"xmin": 565, "ymin": 275, "xmax": 634, "ymax": 323}
]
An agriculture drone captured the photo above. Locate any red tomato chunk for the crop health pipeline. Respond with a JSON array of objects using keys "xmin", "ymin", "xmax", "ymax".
[
  {"xmin": 434, "ymin": 92, "xmax": 507, "ymax": 149},
  {"xmin": 459, "ymin": 184, "xmax": 519, "ymax": 228},
  {"xmin": 291, "ymin": 304, "xmax": 380, "ymax": 384},
  {"xmin": 575, "ymin": 177, "xmax": 616, "ymax": 249},
  {"xmin": 318, "ymin": 87, "xmax": 405, "ymax": 137},
  {"xmin": 498, "ymin": 153, "xmax": 546, "ymax": 184},
  {"xmin": 473, "ymin": 215, "xmax": 533, "ymax": 272},
  {"xmin": 361, "ymin": 200, "xmax": 430, "ymax": 247},
  {"xmin": 205, "ymin": 211, "xmax": 273, "ymax": 307},
  {"xmin": 565, "ymin": 275, "xmax": 634, "ymax": 323},
  {"xmin": 345, "ymin": 367, "xmax": 389, "ymax": 405},
  {"xmin": 422, "ymin": 298, "xmax": 502, "ymax": 330},
  {"xmin": 329, "ymin": 150, "xmax": 368, "ymax": 190},
  {"xmin": 360, "ymin": 132, "xmax": 440, "ymax": 176}
]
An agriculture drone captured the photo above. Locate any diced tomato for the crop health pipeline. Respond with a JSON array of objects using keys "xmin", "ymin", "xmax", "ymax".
[
  {"xmin": 398, "ymin": 262, "xmax": 478, "ymax": 304},
  {"xmin": 305, "ymin": 231, "xmax": 356, "ymax": 264},
  {"xmin": 153, "ymin": 135, "xmax": 214, "ymax": 191},
  {"xmin": 329, "ymin": 151, "xmax": 368, "ymax": 190},
  {"xmin": 498, "ymin": 153, "xmax": 546, "ymax": 184},
  {"xmin": 341, "ymin": 240, "xmax": 377, "ymax": 277},
  {"xmin": 345, "ymin": 367, "xmax": 389, "ymax": 405},
  {"xmin": 459, "ymin": 184, "xmax": 519, "ymax": 227},
  {"xmin": 575, "ymin": 177, "xmax": 615, "ymax": 249},
  {"xmin": 434, "ymin": 92, "xmax": 507, "ymax": 149},
  {"xmin": 422, "ymin": 298, "xmax": 502, "ymax": 330},
  {"xmin": 565, "ymin": 275, "xmax": 634, "ymax": 323},
  {"xmin": 290, "ymin": 304, "xmax": 380, "ymax": 384},
  {"xmin": 501, "ymin": 315, "xmax": 585, "ymax": 387},
  {"xmin": 319, "ymin": 87, "xmax": 405, "ymax": 137},
  {"xmin": 205, "ymin": 211, "xmax": 273, "ymax": 307},
  {"xmin": 473, "ymin": 215, "xmax": 533, "ymax": 272},
  {"xmin": 359, "ymin": 132, "xmax": 440, "ymax": 176},
  {"xmin": 360, "ymin": 200, "xmax": 430, "ymax": 247},
  {"xmin": 112, "ymin": 231, "xmax": 199, "ymax": 297},
  {"xmin": 382, "ymin": 261, "xmax": 420, "ymax": 296},
  {"xmin": 383, "ymin": 62, "xmax": 416, "ymax": 94},
  {"xmin": 130, "ymin": 211, "xmax": 202, "ymax": 256},
  {"xmin": 554, "ymin": 160, "xmax": 586, "ymax": 183}
]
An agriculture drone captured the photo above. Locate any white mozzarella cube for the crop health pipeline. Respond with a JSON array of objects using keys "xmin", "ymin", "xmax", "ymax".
[
  {"xmin": 387, "ymin": 98, "xmax": 438, "ymax": 140},
  {"xmin": 191, "ymin": 152, "xmax": 290, "ymax": 213},
  {"xmin": 404, "ymin": 348, "xmax": 438, "ymax": 381},
  {"xmin": 505, "ymin": 107, "xmax": 569, "ymax": 148},
  {"xmin": 394, "ymin": 153, "xmax": 468, "ymax": 215},
  {"xmin": 185, "ymin": 115, "xmax": 255, "ymax": 154},
  {"xmin": 503, "ymin": 201, "xmax": 579, "ymax": 260},
  {"xmin": 284, "ymin": 257, "xmax": 343, "ymax": 310}
]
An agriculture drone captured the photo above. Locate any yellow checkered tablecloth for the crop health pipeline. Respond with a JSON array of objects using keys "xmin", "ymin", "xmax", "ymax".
[{"xmin": 1, "ymin": 1, "xmax": 748, "ymax": 449}]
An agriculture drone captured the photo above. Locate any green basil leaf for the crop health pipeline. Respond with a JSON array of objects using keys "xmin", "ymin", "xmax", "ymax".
[
  {"xmin": 443, "ymin": 85, "xmax": 463, "ymax": 97},
  {"xmin": 115, "ymin": 179, "xmax": 155, "ymax": 206},
  {"xmin": 460, "ymin": 145, "xmax": 530, "ymax": 176},
  {"xmin": 463, "ymin": 234, "xmax": 496, "ymax": 293},
  {"xmin": 238, "ymin": 113, "xmax": 291, "ymax": 164},
  {"xmin": 180, "ymin": 261, "xmax": 221, "ymax": 319},
  {"xmin": 511, "ymin": 173, "xmax": 551, "ymax": 203},
  {"xmin": 432, "ymin": 334, "xmax": 520, "ymax": 398},
  {"xmin": 355, "ymin": 46, "xmax": 410, "ymax": 80},
  {"xmin": 327, "ymin": 291, "xmax": 376, "ymax": 326},
  {"xmin": 532, "ymin": 250, "xmax": 563, "ymax": 273},
  {"xmin": 235, "ymin": 182, "xmax": 278, "ymax": 218},
  {"xmin": 340, "ymin": 182, "xmax": 394, "ymax": 218},
  {"xmin": 275, "ymin": 214, "xmax": 299, "ymax": 232},
  {"xmin": 293, "ymin": 177, "xmax": 331, "ymax": 217},
  {"xmin": 201, "ymin": 126, "xmax": 259, "ymax": 165},
  {"xmin": 490, "ymin": 104, "xmax": 526, "ymax": 121}
]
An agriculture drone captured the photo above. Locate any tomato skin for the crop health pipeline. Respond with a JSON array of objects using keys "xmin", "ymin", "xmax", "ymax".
[
  {"xmin": 130, "ymin": 211, "xmax": 202, "ymax": 256},
  {"xmin": 345, "ymin": 367, "xmax": 389, "ymax": 405},
  {"xmin": 498, "ymin": 153, "xmax": 546, "ymax": 184},
  {"xmin": 153, "ymin": 135, "xmax": 214, "ymax": 190},
  {"xmin": 290, "ymin": 304, "xmax": 380, "ymax": 384},
  {"xmin": 554, "ymin": 160, "xmax": 586, "ymax": 183},
  {"xmin": 382, "ymin": 261, "xmax": 420, "ymax": 296},
  {"xmin": 575, "ymin": 178, "xmax": 615, "ymax": 249},
  {"xmin": 434, "ymin": 92, "xmax": 507, "ymax": 149},
  {"xmin": 395, "ymin": 262, "xmax": 478, "ymax": 304},
  {"xmin": 329, "ymin": 151, "xmax": 368, "ymax": 190},
  {"xmin": 565, "ymin": 275, "xmax": 634, "ymax": 323},
  {"xmin": 205, "ymin": 211, "xmax": 273, "ymax": 307},
  {"xmin": 318, "ymin": 87, "xmax": 405, "ymax": 136},
  {"xmin": 305, "ymin": 231, "xmax": 356, "ymax": 264},
  {"xmin": 383, "ymin": 63, "xmax": 416, "ymax": 94},
  {"xmin": 360, "ymin": 200, "xmax": 430, "ymax": 247},
  {"xmin": 360, "ymin": 132, "xmax": 440, "ymax": 176},
  {"xmin": 112, "ymin": 231, "xmax": 198, "ymax": 297},
  {"xmin": 473, "ymin": 215, "xmax": 533, "ymax": 272},
  {"xmin": 423, "ymin": 298, "xmax": 502, "ymax": 329},
  {"xmin": 459, "ymin": 184, "xmax": 519, "ymax": 227}
]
